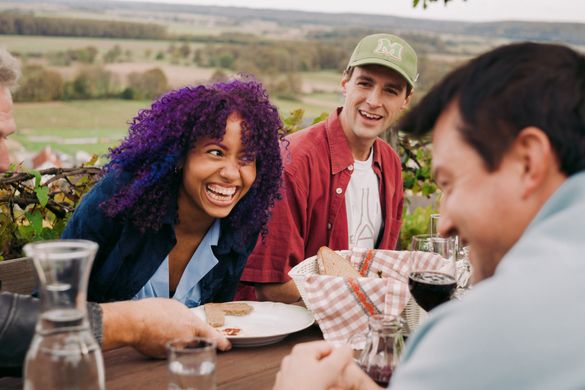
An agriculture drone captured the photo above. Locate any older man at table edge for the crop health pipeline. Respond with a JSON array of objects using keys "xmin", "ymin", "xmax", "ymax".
[
  {"xmin": 273, "ymin": 41, "xmax": 585, "ymax": 389},
  {"xmin": 237, "ymin": 33, "xmax": 416, "ymax": 303},
  {"xmin": 0, "ymin": 47, "xmax": 229, "ymax": 373}
]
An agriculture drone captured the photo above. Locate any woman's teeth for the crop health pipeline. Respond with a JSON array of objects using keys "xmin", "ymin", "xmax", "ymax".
[{"xmin": 207, "ymin": 184, "xmax": 236, "ymax": 200}]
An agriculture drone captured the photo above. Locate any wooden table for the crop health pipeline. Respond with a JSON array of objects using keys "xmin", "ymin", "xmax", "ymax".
[{"xmin": 0, "ymin": 325, "xmax": 322, "ymax": 389}]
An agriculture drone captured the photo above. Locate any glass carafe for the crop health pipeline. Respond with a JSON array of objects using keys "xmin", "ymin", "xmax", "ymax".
[
  {"xmin": 23, "ymin": 240, "xmax": 104, "ymax": 390},
  {"xmin": 352, "ymin": 315, "xmax": 406, "ymax": 387}
]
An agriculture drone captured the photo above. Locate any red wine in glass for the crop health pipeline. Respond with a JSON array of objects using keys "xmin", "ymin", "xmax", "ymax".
[
  {"xmin": 408, "ymin": 271, "xmax": 456, "ymax": 311},
  {"xmin": 360, "ymin": 364, "xmax": 392, "ymax": 387}
]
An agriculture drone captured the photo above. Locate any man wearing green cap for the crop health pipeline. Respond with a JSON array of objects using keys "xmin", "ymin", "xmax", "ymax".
[{"xmin": 237, "ymin": 33, "xmax": 417, "ymax": 303}]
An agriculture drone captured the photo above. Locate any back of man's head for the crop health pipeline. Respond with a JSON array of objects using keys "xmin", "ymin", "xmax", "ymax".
[
  {"xmin": 0, "ymin": 48, "xmax": 20, "ymax": 89},
  {"xmin": 399, "ymin": 42, "xmax": 585, "ymax": 176}
]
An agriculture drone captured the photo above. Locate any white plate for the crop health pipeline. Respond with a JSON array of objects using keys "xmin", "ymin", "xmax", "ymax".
[{"xmin": 192, "ymin": 301, "xmax": 315, "ymax": 347}]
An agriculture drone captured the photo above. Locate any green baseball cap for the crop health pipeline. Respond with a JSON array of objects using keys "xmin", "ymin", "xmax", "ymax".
[{"xmin": 347, "ymin": 33, "xmax": 418, "ymax": 88}]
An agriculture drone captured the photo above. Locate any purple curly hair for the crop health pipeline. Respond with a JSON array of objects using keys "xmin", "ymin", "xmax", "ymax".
[{"xmin": 101, "ymin": 78, "xmax": 285, "ymax": 240}]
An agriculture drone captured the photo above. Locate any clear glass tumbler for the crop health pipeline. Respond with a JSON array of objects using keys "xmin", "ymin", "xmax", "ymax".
[
  {"xmin": 23, "ymin": 239, "xmax": 104, "ymax": 390},
  {"xmin": 167, "ymin": 337, "xmax": 217, "ymax": 390}
]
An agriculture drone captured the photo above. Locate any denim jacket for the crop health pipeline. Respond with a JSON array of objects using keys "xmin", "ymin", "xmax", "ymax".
[{"xmin": 62, "ymin": 172, "xmax": 258, "ymax": 304}]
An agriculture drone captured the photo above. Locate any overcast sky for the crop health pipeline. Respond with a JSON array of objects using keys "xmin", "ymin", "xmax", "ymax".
[{"xmin": 115, "ymin": 0, "xmax": 583, "ymax": 23}]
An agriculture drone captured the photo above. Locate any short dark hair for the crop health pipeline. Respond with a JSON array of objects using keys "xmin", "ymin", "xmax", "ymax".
[
  {"xmin": 343, "ymin": 65, "xmax": 413, "ymax": 97},
  {"xmin": 398, "ymin": 42, "xmax": 585, "ymax": 175}
]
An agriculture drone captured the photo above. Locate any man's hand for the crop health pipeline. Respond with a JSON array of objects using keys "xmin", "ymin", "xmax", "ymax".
[
  {"xmin": 101, "ymin": 298, "xmax": 230, "ymax": 357},
  {"xmin": 273, "ymin": 341, "xmax": 353, "ymax": 390},
  {"xmin": 273, "ymin": 341, "xmax": 383, "ymax": 390}
]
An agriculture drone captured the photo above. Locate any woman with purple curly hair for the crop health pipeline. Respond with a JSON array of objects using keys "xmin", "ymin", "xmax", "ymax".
[{"xmin": 62, "ymin": 78, "xmax": 286, "ymax": 307}]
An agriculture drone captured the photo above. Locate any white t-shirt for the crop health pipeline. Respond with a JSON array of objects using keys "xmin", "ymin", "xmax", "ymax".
[{"xmin": 345, "ymin": 149, "xmax": 383, "ymax": 249}]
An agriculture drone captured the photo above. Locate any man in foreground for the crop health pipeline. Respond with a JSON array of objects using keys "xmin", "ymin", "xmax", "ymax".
[
  {"xmin": 239, "ymin": 33, "xmax": 417, "ymax": 303},
  {"xmin": 0, "ymin": 47, "xmax": 229, "ymax": 371},
  {"xmin": 274, "ymin": 41, "xmax": 585, "ymax": 389}
]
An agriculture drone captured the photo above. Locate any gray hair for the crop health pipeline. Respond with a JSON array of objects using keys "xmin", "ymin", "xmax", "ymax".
[{"xmin": 0, "ymin": 48, "xmax": 21, "ymax": 88}]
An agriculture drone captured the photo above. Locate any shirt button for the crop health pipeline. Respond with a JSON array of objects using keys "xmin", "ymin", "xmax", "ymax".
[
  {"xmin": 327, "ymin": 223, "xmax": 332, "ymax": 230},
  {"xmin": 336, "ymin": 187, "xmax": 343, "ymax": 195},
  {"xmin": 348, "ymin": 164, "xmax": 354, "ymax": 171}
]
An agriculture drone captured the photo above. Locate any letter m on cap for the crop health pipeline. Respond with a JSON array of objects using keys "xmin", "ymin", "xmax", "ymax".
[{"xmin": 374, "ymin": 38, "xmax": 403, "ymax": 61}]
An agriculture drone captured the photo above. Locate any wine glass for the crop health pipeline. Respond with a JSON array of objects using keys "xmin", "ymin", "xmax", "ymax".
[
  {"xmin": 429, "ymin": 213, "xmax": 441, "ymax": 236},
  {"xmin": 408, "ymin": 234, "xmax": 457, "ymax": 312},
  {"xmin": 427, "ymin": 214, "xmax": 473, "ymax": 292}
]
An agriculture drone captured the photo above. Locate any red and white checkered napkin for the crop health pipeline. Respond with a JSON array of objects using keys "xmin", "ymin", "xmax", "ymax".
[{"xmin": 302, "ymin": 248, "xmax": 443, "ymax": 346}]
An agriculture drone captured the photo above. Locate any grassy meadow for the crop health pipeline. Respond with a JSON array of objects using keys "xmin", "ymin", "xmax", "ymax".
[{"xmin": 13, "ymin": 94, "xmax": 339, "ymax": 157}]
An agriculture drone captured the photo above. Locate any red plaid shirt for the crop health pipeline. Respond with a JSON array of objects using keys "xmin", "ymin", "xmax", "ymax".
[{"xmin": 237, "ymin": 108, "xmax": 403, "ymax": 298}]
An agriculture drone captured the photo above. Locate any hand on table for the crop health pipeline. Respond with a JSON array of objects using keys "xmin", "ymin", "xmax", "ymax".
[
  {"xmin": 101, "ymin": 298, "xmax": 230, "ymax": 358},
  {"xmin": 273, "ymin": 341, "xmax": 382, "ymax": 390}
]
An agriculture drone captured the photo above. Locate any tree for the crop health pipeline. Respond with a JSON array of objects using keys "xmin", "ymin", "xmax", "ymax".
[
  {"xmin": 178, "ymin": 43, "xmax": 191, "ymax": 59},
  {"xmin": 209, "ymin": 69, "xmax": 229, "ymax": 83},
  {"xmin": 69, "ymin": 66, "xmax": 120, "ymax": 99},
  {"xmin": 125, "ymin": 68, "xmax": 169, "ymax": 100},
  {"xmin": 103, "ymin": 45, "xmax": 123, "ymax": 63},
  {"xmin": 13, "ymin": 65, "xmax": 64, "ymax": 102}
]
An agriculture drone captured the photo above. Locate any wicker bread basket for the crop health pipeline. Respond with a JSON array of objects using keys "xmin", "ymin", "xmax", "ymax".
[{"xmin": 288, "ymin": 251, "xmax": 427, "ymax": 333}]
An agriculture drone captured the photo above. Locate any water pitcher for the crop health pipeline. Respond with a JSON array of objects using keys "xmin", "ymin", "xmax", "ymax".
[
  {"xmin": 23, "ymin": 240, "xmax": 104, "ymax": 390},
  {"xmin": 352, "ymin": 315, "xmax": 406, "ymax": 387}
]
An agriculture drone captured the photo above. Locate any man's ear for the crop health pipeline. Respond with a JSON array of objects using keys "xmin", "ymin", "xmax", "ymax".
[
  {"xmin": 340, "ymin": 76, "xmax": 348, "ymax": 97},
  {"xmin": 513, "ymin": 127, "xmax": 558, "ymax": 199},
  {"xmin": 401, "ymin": 89, "xmax": 413, "ymax": 110}
]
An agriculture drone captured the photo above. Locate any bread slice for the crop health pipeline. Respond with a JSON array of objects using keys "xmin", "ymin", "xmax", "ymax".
[
  {"xmin": 203, "ymin": 302, "xmax": 254, "ymax": 328},
  {"xmin": 203, "ymin": 303, "xmax": 225, "ymax": 327},
  {"xmin": 317, "ymin": 246, "xmax": 360, "ymax": 278},
  {"xmin": 219, "ymin": 302, "xmax": 254, "ymax": 316}
]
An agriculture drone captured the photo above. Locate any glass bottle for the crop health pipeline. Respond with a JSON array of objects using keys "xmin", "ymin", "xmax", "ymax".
[
  {"xmin": 352, "ymin": 315, "xmax": 406, "ymax": 387},
  {"xmin": 23, "ymin": 240, "xmax": 104, "ymax": 390}
]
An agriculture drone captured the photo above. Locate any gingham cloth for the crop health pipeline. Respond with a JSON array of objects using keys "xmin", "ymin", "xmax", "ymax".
[{"xmin": 303, "ymin": 248, "xmax": 446, "ymax": 346}]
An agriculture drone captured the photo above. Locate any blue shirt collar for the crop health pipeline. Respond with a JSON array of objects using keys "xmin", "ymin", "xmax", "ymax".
[
  {"xmin": 174, "ymin": 219, "xmax": 221, "ymax": 304},
  {"xmin": 133, "ymin": 219, "xmax": 222, "ymax": 306}
]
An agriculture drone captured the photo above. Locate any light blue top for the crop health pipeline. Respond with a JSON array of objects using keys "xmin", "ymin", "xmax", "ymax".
[
  {"xmin": 133, "ymin": 219, "xmax": 221, "ymax": 308},
  {"xmin": 391, "ymin": 171, "xmax": 585, "ymax": 389}
]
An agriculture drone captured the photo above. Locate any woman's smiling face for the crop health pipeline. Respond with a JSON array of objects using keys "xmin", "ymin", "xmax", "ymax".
[{"xmin": 179, "ymin": 112, "xmax": 257, "ymax": 221}]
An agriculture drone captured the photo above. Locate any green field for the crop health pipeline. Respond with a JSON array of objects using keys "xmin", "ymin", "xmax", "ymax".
[
  {"xmin": 13, "ymin": 95, "xmax": 338, "ymax": 157},
  {"xmin": 13, "ymin": 99, "xmax": 146, "ymax": 156}
]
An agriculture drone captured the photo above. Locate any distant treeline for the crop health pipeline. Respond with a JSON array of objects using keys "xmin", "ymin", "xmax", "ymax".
[
  {"xmin": 0, "ymin": 11, "xmax": 167, "ymax": 39},
  {"xmin": 193, "ymin": 30, "xmax": 451, "ymax": 74},
  {"xmin": 13, "ymin": 64, "xmax": 169, "ymax": 102},
  {"xmin": 194, "ymin": 40, "xmax": 354, "ymax": 73}
]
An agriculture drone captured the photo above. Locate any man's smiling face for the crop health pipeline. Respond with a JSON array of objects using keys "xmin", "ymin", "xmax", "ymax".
[{"xmin": 339, "ymin": 64, "xmax": 411, "ymax": 151}]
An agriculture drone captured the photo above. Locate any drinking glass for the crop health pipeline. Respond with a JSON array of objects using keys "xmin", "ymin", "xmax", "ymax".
[
  {"xmin": 167, "ymin": 337, "xmax": 217, "ymax": 390},
  {"xmin": 429, "ymin": 213, "xmax": 441, "ymax": 236},
  {"xmin": 408, "ymin": 234, "xmax": 457, "ymax": 312},
  {"xmin": 427, "ymin": 214, "xmax": 473, "ymax": 290},
  {"xmin": 23, "ymin": 239, "xmax": 104, "ymax": 390}
]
